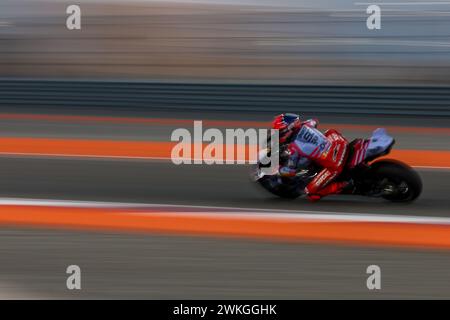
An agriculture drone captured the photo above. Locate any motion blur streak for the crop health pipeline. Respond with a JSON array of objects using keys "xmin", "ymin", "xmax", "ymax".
[
  {"xmin": 0, "ymin": 113, "xmax": 449, "ymax": 135},
  {"xmin": 1, "ymin": 200, "xmax": 450, "ymax": 249},
  {"xmin": 0, "ymin": 137, "xmax": 448, "ymax": 168},
  {"xmin": 2, "ymin": 0, "xmax": 450, "ymax": 84}
]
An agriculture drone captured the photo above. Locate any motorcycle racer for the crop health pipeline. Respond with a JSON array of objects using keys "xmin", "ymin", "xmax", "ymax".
[{"xmin": 272, "ymin": 113, "xmax": 350, "ymax": 201}]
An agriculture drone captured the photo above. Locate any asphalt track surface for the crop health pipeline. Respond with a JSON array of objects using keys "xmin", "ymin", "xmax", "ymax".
[
  {"xmin": 2, "ymin": 228, "xmax": 450, "ymax": 299},
  {"xmin": 1, "ymin": 157, "xmax": 449, "ymax": 217},
  {"xmin": 0, "ymin": 108, "xmax": 449, "ymax": 299}
]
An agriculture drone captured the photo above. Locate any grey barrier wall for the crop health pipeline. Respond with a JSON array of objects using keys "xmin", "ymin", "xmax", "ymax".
[{"xmin": 1, "ymin": 80, "xmax": 449, "ymax": 117}]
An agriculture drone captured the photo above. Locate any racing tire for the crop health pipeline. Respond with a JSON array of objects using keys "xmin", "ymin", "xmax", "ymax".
[{"xmin": 370, "ymin": 160, "xmax": 422, "ymax": 202}]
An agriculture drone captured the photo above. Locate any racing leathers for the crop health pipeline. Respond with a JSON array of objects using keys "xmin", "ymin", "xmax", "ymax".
[{"xmin": 278, "ymin": 119, "xmax": 349, "ymax": 201}]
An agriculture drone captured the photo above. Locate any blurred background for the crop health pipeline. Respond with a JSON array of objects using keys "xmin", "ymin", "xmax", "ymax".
[
  {"xmin": 2, "ymin": 0, "xmax": 450, "ymax": 84},
  {"xmin": 0, "ymin": 0, "xmax": 450, "ymax": 299}
]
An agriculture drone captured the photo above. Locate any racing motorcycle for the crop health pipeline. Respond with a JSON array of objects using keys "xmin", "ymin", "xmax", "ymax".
[{"xmin": 252, "ymin": 128, "xmax": 422, "ymax": 202}]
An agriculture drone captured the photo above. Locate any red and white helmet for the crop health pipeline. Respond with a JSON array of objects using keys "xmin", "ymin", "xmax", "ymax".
[{"xmin": 271, "ymin": 113, "xmax": 302, "ymax": 143}]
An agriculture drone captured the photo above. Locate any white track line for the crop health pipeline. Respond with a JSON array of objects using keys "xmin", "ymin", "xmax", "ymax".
[{"xmin": 1, "ymin": 197, "xmax": 450, "ymax": 225}]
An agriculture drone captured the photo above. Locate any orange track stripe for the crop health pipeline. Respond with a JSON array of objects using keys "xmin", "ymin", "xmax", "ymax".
[
  {"xmin": 388, "ymin": 150, "xmax": 450, "ymax": 168},
  {"xmin": 0, "ymin": 137, "xmax": 175, "ymax": 158},
  {"xmin": 0, "ymin": 113, "xmax": 448, "ymax": 135},
  {"xmin": 0, "ymin": 205, "xmax": 449, "ymax": 249},
  {"xmin": 0, "ymin": 137, "xmax": 448, "ymax": 167},
  {"xmin": 0, "ymin": 138, "xmax": 256, "ymax": 161}
]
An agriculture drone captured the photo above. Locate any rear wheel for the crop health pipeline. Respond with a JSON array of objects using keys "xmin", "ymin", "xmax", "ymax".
[{"xmin": 370, "ymin": 160, "xmax": 422, "ymax": 202}]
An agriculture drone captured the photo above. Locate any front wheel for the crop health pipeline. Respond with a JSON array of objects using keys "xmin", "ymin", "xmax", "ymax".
[
  {"xmin": 370, "ymin": 160, "xmax": 422, "ymax": 202},
  {"xmin": 257, "ymin": 175, "xmax": 303, "ymax": 199},
  {"xmin": 251, "ymin": 164, "xmax": 303, "ymax": 199}
]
